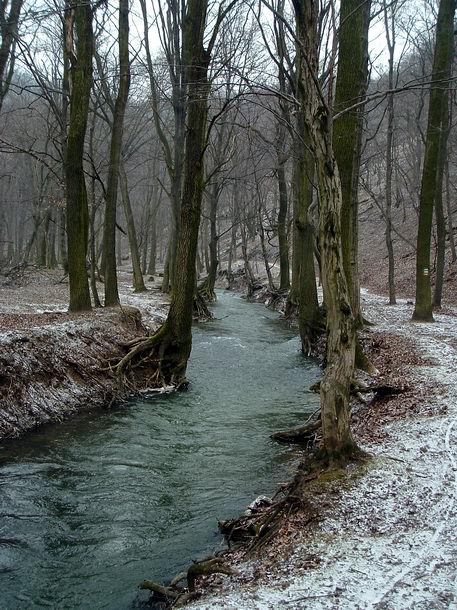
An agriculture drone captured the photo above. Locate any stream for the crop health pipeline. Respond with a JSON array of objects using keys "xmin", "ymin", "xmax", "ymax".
[{"xmin": 0, "ymin": 291, "xmax": 320, "ymax": 609}]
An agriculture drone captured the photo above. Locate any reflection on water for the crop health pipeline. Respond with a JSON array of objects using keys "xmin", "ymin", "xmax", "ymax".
[{"xmin": 0, "ymin": 291, "xmax": 320, "ymax": 609}]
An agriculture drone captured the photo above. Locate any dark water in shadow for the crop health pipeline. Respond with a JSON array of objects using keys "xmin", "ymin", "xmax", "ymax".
[{"xmin": 0, "ymin": 291, "xmax": 320, "ymax": 609}]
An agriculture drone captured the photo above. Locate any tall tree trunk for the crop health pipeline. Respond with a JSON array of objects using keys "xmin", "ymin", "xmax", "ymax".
[
  {"xmin": 103, "ymin": 0, "xmax": 130, "ymax": 306},
  {"xmin": 384, "ymin": 1, "xmax": 396, "ymax": 305},
  {"xmin": 413, "ymin": 0, "xmax": 455, "ymax": 321},
  {"xmin": 296, "ymin": 145, "xmax": 320, "ymax": 354},
  {"xmin": 286, "ymin": 195, "xmax": 301, "ymax": 316},
  {"xmin": 157, "ymin": 0, "xmax": 212, "ymax": 379},
  {"xmin": 291, "ymin": 101, "xmax": 320, "ymax": 352},
  {"xmin": 433, "ymin": 90, "xmax": 450, "ymax": 308},
  {"xmin": 139, "ymin": 0, "xmax": 186, "ymax": 294},
  {"xmin": 293, "ymin": 0, "xmax": 358, "ymax": 462},
  {"xmin": 445, "ymin": 158, "xmax": 456, "ymax": 263},
  {"xmin": 333, "ymin": 0, "xmax": 371, "ymax": 308},
  {"xmin": 200, "ymin": 184, "xmax": 219, "ymax": 300},
  {"xmin": 119, "ymin": 161, "xmax": 147, "ymax": 292},
  {"xmin": 47, "ymin": 209, "xmax": 57, "ymax": 268},
  {"xmin": 65, "ymin": 0, "xmax": 93, "ymax": 312},
  {"xmin": 0, "ymin": 0, "xmax": 24, "ymax": 113},
  {"xmin": 147, "ymin": 202, "xmax": 159, "ymax": 276},
  {"xmin": 227, "ymin": 210, "xmax": 237, "ymax": 281},
  {"xmin": 258, "ymin": 204, "xmax": 275, "ymax": 290},
  {"xmin": 277, "ymin": 152, "xmax": 290, "ymax": 291},
  {"xmin": 116, "ymin": 0, "xmax": 215, "ymax": 384},
  {"xmin": 88, "ymin": 115, "xmax": 102, "ymax": 307}
]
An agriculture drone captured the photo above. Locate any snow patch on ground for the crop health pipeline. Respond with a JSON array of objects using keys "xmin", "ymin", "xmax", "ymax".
[{"xmin": 188, "ymin": 289, "xmax": 457, "ymax": 610}]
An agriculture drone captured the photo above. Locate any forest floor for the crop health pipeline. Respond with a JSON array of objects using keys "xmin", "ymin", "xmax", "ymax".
[
  {"xmin": 0, "ymin": 265, "xmax": 168, "ymax": 323},
  {"xmin": 187, "ymin": 289, "xmax": 457, "ymax": 610}
]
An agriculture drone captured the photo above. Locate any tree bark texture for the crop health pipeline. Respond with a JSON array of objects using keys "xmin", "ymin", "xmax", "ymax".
[
  {"xmin": 103, "ymin": 0, "xmax": 130, "ymax": 306},
  {"xmin": 0, "ymin": 0, "xmax": 23, "ymax": 112},
  {"xmin": 65, "ymin": 1, "xmax": 93, "ymax": 312},
  {"xmin": 413, "ymin": 0, "xmax": 455, "ymax": 321},
  {"xmin": 433, "ymin": 89, "xmax": 451, "ymax": 308},
  {"xmin": 292, "ymin": 0, "xmax": 357, "ymax": 461},
  {"xmin": 119, "ymin": 161, "xmax": 147, "ymax": 292},
  {"xmin": 332, "ymin": 0, "xmax": 371, "ymax": 306}
]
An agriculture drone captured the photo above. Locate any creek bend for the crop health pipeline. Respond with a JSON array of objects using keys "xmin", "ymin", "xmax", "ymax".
[{"xmin": 0, "ymin": 291, "xmax": 320, "ymax": 609}]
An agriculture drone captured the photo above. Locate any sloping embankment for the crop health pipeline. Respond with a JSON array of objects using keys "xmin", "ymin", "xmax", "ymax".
[{"xmin": 0, "ymin": 307, "xmax": 155, "ymax": 440}]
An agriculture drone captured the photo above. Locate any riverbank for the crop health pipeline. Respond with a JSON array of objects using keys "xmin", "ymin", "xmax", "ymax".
[
  {"xmin": 185, "ymin": 289, "xmax": 457, "ymax": 610},
  {"xmin": 0, "ymin": 289, "xmax": 320, "ymax": 610},
  {"xmin": 0, "ymin": 268, "xmax": 169, "ymax": 439}
]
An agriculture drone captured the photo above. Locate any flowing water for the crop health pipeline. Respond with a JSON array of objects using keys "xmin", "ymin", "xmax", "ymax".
[{"xmin": 0, "ymin": 291, "xmax": 320, "ymax": 609}]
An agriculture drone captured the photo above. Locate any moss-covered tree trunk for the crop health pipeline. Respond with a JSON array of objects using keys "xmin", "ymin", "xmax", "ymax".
[
  {"xmin": 147, "ymin": 202, "xmax": 159, "ymax": 276},
  {"xmin": 103, "ymin": 0, "xmax": 130, "ymax": 306},
  {"xmin": 383, "ymin": 0, "xmax": 397, "ymax": 305},
  {"xmin": 413, "ymin": 0, "xmax": 455, "ymax": 321},
  {"xmin": 433, "ymin": 89, "xmax": 450, "ymax": 309},
  {"xmin": 0, "ymin": 0, "xmax": 24, "ymax": 113},
  {"xmin": 65, "ymin": 1, "xmax": 93, "ymax": 312},
  {"xmin": 292, "ymin": 0, "xmax": 357, "ymax": 462},
  {"xmin": 276, "ymin": 142, "xmax": 290, "ymax": 292},
  {"xmin": 156, "ymin": 0, "xmax": 211, "ymax": 379},
  {"xmin": 116, "ymin": 0, "xmax": 218, "ymax": 384},
  {"xmin": 333, "ymin": 0, "xmax": 371, "ymax": 309},
  {"xmin": 199, "ymin": 124, "xmax": 226, "ymax": 301},
  {"xmin": 293, "ymin": 107, "xmax": 320, "ymax": 353},
  {"xmin": 445, "ymin": 157, "xmax": 457, "ymax": 263},
  {"xmin": 119, "ymin": 161, "xmax": 147, "ymax": 293}
]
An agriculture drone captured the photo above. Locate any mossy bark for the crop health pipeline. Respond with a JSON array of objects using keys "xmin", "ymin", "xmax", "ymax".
[
  {"xmin": 333, "ymin": 0, "xmax": 371, "ymax": 307},
  {"xmin": 413, "ymin": 0, "xmax": 455, "ymax": 321},
  {"xmin": 292, "ymin": 109, "xmax": 320, "ymax": 353},
  {"xmin": 65, "ymin": 1, "xmax": 93, "ymax": 312},
  {"xmin": 433, "ymin": 90, "xmax": 450, "ymax": 309},
  {"xmin": 103, "ymin": 0, "xmax": 130, "ymax": 306},
  {"xmin": 119, "ymin": 161, "xmax": 147, "ymax": 293},
  {"xmin": 292, "ymin": 0, "xmax": 358, "ymax": 461},
  {"xmin": 118, "ymin": 0, "xmax": 212, "ymax": 384}
]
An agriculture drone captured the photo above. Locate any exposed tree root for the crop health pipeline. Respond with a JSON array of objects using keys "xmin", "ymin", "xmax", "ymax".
[
  {"xmin": 300, "ymin": 314, "xmax": 326, "ymax": 357},
  {"xmin": 197, "ymin": 277, "xmax": 217, "ymax": 303},
  {"xmin": 106, "ymin": 323, "xmax": 188, "ymax": 391},
  {"xmin": 272, "ymin": 379, "xmax": 407, "ymax": 451},
  {"xmin": 271, "ymin": 419, "xmax": 321, "ymax": 445},
  {"xmin": 138, "ymin": 556, "xmax": 239, "ymax": 608},
  {"xmin": 247, "ymin": 280, "xmax": 265, "ymax": 299},
  {"xmin": 271, "ymin": 409, "xmax": 321, "ymax": 446},
  {"xmin": 355, "ymin": 338, "xmax": 380, "ymax": 375},
  {"xmin": 193, "ymin": 291, "xmax": 213, "ymax": 321},
  {"xmin": 284, "ymin": 292, "xmax": 299, "ymax": 319},
  {"xmin": 219, "ymin": 472, "xmax": 318, "ymax": 556}
]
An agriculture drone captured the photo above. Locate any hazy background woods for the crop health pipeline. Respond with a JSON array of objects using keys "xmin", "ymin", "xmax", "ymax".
[{"xmin": 0, "ymin": 0, "xmax": 455, "ymax": 304}]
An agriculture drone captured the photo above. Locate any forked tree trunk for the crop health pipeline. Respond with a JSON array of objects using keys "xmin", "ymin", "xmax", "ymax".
[
  {"xmin": 413, "ymin": 0, "xmax": 455, "ymax": 321},
  {"xmin": 65, "ymin": 1, "xmax": 93, "ymax": 312},
  {"xmin": 293, "ymin": 0, "xmax": 357, "ymax": 461},
  {"xmin": 116, "ymin": 0, "xmax": 213, "ymax": 383}
]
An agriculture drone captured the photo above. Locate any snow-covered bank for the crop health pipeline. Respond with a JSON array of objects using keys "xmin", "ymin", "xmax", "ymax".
[
  {"xmin": 187, "ymin": 290, "xmax": 457, "ymax": 610},
  {"xmin": 0, "ymin": 269, "xmax": 169, "ymax": 439}
]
